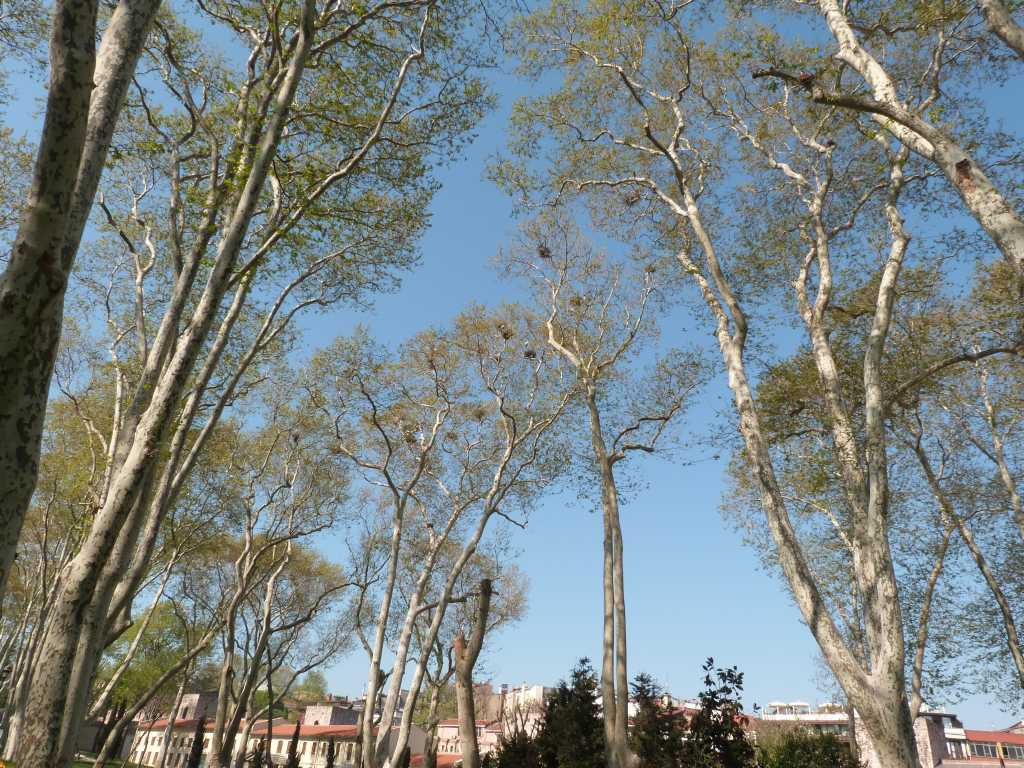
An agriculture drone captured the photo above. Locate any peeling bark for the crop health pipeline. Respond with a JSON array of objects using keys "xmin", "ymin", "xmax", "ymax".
[{"xmin": 454, "ymin": 579, "xmax": 492, "ymax": 768}]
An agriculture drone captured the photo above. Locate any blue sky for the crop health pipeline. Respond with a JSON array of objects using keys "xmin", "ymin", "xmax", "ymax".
[{"xmin": 2, "ymin": 7, "xmax": 1018, "ymax": 731}]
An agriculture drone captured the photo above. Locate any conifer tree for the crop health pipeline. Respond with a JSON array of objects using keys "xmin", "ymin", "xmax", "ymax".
[
  {"xmin": 248, "ymin": 740, "xmax": 266, "ymax": 768},
  {"xmin": 535, "ymin": 658, "xmax": 605, "ymax": 768},
  {"xmin": 629, "ymin": 674, "xmax": 686, "ymax": 768}
]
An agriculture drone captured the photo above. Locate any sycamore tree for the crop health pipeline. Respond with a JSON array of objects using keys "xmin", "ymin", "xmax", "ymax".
[
  {"xmin": 306, "ymin": 305, "xmax": 570, "ymax": 768},
  {"xmin": 748, "ymin": 0, "xmax": 1024, "ymax": 288},
  {"xmin": 493, "ymin": 1, "xmax": 1019, "ymax": 765},
  {"xmin": 502, "ymin": 215, "xmax": 704, "ymax": 768},
  {"xmin": 0, "ymin": 0, "xmax": 164, "ymax": 596},
  {"xmin": 8, "ymin": 0, "xmax": 491, "ymax": 763}
]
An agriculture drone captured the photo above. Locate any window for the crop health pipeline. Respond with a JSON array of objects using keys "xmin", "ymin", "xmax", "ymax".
[
  {"xmin": 972, "ymin": 742, "xmax": 998, "ymax": 758},
  {"xmin": 945, "ymin": 741, "xmax": 964, "ymax": 759},
  {"xmin": 1004, "ymin": 744, "xmax": 1024, "ymax": 760}
]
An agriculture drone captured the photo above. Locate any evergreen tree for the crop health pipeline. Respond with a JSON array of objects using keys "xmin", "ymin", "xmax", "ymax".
[
  {"xmin": 185, "ymin": 717, "xmax": 207, "ymax": 768},
  {"xmin": 679, "ymin": 659, "xmax": 756, "ymax": 768},
  {"xmin": 630, "ymin": 673, "xmax": 687, "ymax": 768},
  {"xmin": 483, "ymin": 731, "xmax": 544, "ymax": 768},
  {"xmin": 324, "ymin": 736, "xmax": 336, "ymax": 768},
  {"xmin": 285, "ymin": 721, "xmax": 302, "ymax": 768},
  {"xmin": 534, "ymin": 658, "xmax": 605, "ymax": 768}
]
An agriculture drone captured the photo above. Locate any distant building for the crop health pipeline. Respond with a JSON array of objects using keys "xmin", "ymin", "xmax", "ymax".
[
  {"xmin": 751, "ymin": 701, "xmax": 1024, "ymax": 768},
  {"xmin": 127, "ymin": 718, "xmax": 426, "ymax": 768},
  {"xmin": 302, "ymin": 702, "xmax": 360, "ymax": 727},
  {"xmin": 757, "ymin": 700, "xmax": 851, "ymax": 739}
]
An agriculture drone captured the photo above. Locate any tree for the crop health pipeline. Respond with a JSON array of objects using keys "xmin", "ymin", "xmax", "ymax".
[
  {"xmin": 506, "ymin": 215, "xmax": 705, "ymax": 768},
  {"xmin": 496, "ymin": 3, "xmax": 962, "ymax": 764},
  {"xmin": 285, "ymin": 721, "xmax": 301, "ymax": 768},
  {"xmin": 325, "ymin": 737, "xmax": 336, "ymax": 768},
  {"xmin": 0, "ymin": 0, "xmax": 163, "ymax": 605},
  {"xmin": 534, "ymin": 658, "xmax": 605, "ymax": 768},
  {"xmin": 629, "ymin": 674, "xmax": 686, "ymax": 768},
  {"xmin": 756, "ymin": 727, "xmax": 861, "ymax": 768},
  {"xmin": 294, "ymin": 671, "xmax": 329, "ymax": 704},
  {"xmin": 751, "ymin": 0, "xmax": 1024, "ymax": 289},
  {"xmin": 679, "ymin": 659, "xmax": 755, "ymax": 768},
  {"xmin": 185, "ymin": 716, "xmax": 207, "ymax": 768},
  {"xmin": 307, "ymin": 306, "xmax": 570, "ymax": 767},
  {"xmin": 11, "ymin": 0, "xmax": 490, "ymax": 760},
  {"xmin": 454, "ymin": 579, "xmax": 493, "ymax": 768},
  {"xmin": 483, "ymin": 732, "xmax": 543, "ymax": 768}
]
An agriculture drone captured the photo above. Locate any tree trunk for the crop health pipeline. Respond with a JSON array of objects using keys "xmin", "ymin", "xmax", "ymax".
[
  {"xmin": 665, "ymin": 183, "xmax": 921, "ymax": 768},
  {"xmin": 454, "ymin": 580, "xmax": 493, "ymax": 768},
  {"xmin": 0, "ymin": 0, "xmax": 161, "ymax": 604},
  {"xmin": 0, "ymin": 0, "xmax": 98, "ymax": 603},
  {"xmin": 156, "ymin": 680, "xmax": 188, "ymax": 768},
  {"xmin": 979, "ymin": 0, "xmax": 1024, "ymax": 59}
]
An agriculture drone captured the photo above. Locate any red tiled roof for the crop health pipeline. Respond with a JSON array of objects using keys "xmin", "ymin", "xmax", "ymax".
[
  {"xmin": 249, "ymin": 723, "xmax": 362, "ymax": 739},
  {"xmin": 135, "ymin": 718, "xmax": 215, "ymax": 731},
  {"xmin": 967, "ymin": 729, "xmax": 1024, "ymax": 746},
  {"xmin": 410, "ymin": 754, "xmax": 462, "ymax": 767}
]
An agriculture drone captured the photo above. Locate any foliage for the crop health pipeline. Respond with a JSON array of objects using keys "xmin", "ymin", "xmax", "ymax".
[
  {"xmin": 247, "ymin": 740, "xmax": 266, "ymax": 768},
  {"xmin": 293, "ymin": 671, "xmax": 328, "ymax": 703},
  {"xmin": 678, "ymin": 659, "xmax": 756, "ymax": 768},
  {"xmin": 482, "ymin": 731, "xmax": 544, "ymax": 768},
  {"xmin": 535, "ymin": 658, "xmax": 606, "ymax": 768},
  {"xmin": 629, "ymin": 673, "xmax": 687, "ymax": 768},
  {"xmin": 756, "ymin": 728, "xmax": 861, "ymax": 768},
  {"xmin": 484, "ymin": 658, "xmax": 604, "ymax": 768}
]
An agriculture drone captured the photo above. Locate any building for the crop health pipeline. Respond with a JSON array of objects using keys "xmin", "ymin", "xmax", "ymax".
[
  {"xmin": 902, "ymin": 710, "xmax": 1024, "ymax": 767},
  {"xmin": 757, "ymin": 700, "xmax": 852, "ymax": 739},
  {"xmin": 301, "ymin": 701, "xmax": 360, "ymax": 727},
  {"xmin": 127, "ymin": 717, "xmax": 425, "ymax": 767},
  {"xmin": 434, "ymin": 718, "xmax": 502, "ymax": 758},
  {"xmin": 750, "ymin": 701, "xmax": 1024, "ymax": 768}
]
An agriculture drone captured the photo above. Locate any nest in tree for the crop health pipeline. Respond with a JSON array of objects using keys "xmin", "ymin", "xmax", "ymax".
[
  {"xmin": 537, "ymin": 243, "xmax": 552, "ymax": 259},
  {"xmin": 523, "ymin": 349, "xmax": 537, "ymax": 360},
  {"xmin": 623, "ymin": 189, "xmax": 641, "ymax": 207}
]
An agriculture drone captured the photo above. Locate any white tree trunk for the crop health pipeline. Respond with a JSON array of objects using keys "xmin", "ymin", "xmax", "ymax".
[{"xmin": 0, "ymin": 0, "xmax": 161, "ymax": 604}]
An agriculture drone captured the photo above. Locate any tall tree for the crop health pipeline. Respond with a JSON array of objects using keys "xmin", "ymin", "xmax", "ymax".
[
  {"xmin": 629, "ymin": 674, "xmax": 686, "ymax": 768},
  {"xmin": 454, "ymin": 578, "xmax": 493, "ymax": 768},
  {"xmin": 308, "ymin": 306, "xmax": 570, "ymax": 767},
  {"xmin": 496, "ymin": 2, "xmax": 966, "ymax": 764},
  {"xmin": 506, "ymin": 215, "xmax": 704, "ymax": 768},
  {"xmin": 11, "ymin": 0, "xmax": 490, "ymax": 760},
  {"xmin": 185, "ymin": 716, "xmax": 208, "ymax": 768},
  {"xmin": 534, "ymin": 658, "xmax": 605, "ymax": 768},
  {"xmin": 0, "ymin": 0, "xmax": 163, "ymax": 603}
]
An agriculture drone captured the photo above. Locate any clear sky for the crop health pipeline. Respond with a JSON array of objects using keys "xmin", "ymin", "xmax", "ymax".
[{"xmin": 2, "ymin": 8, "xmax": 1018, "ymax": 732}]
